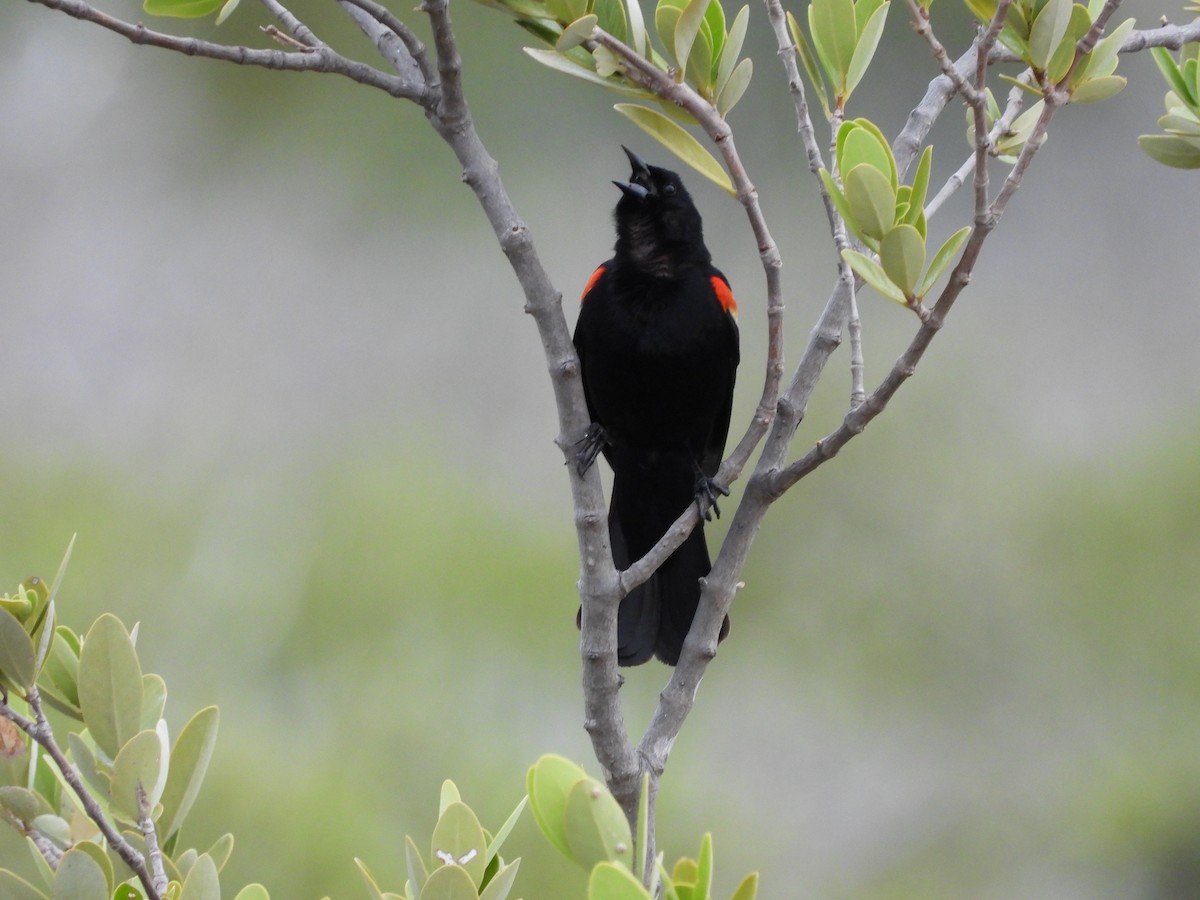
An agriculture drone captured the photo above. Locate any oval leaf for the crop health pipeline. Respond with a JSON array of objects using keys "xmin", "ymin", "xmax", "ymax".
[
  {"xmin": 180, "ymin": 854, "xmax": 220, "ymax": 900},
  {"xmin": 716, "ymin": 57, "xmax": 752, "ymax": 115},
  {"xmin": 809, "ymin": 0, "xmax": 857, "ymax": 92},
  {"xmin": 78, "ymin": 615, "xmax": 144, "ymax": 761},
  {"xmin": 109, "ymin": 729, "xmax": 164, "ymax": 822},
  {"xmin": 842, "ymin": 249, "xmax": 908, "ymax": 305},
  {"xmin": 1028, "ymin": 0, "xmax": 1071, "ymax": 70},
  {"xmin": 0, "ymin": 608, "xmax": 37, "ymax": 691},
  {"xmin": 920, "ymin": 225, "xmax": 973, "ymax": 297},
  {"xmin": 587, "ymin": 861, "xmax": 651, "ymax": 900},
  {"xmin": 1071, "ymin": 74, "xmax": 1127, "ymax": 104},
  {"xmin": 562, "ymin": 777, "xmax": 633, "ymax": 870},
  {"xmin": 158, "ymin": 705, "xmax": 219, "ymax": 841},
  {"xmin": 674, "ymin": 0, "xmax": 708, "ymax": 78},
  {"xmin": 730, "ymin": 872, "xmax": 760, "ymax": 900},
  {"xmin": 0, "ymin": 870, "xmax": 47, "ymax": 900},
  {"xmin": 880, "ymin": 224, "xmax": 925, "ymax": 297},
  {"xmin": 478, "ymin": 860, "xmax": 520, "ymax": 900},
  {"xmin": 522, "ymin": 48, "xmax": 655, "ymax": 99},
  {"xmin": 844, "ymin": 1, "xmax": 889, "ymax": 98},
  {"xmin": 557, "ymin": 14, "xmax": 597, "ymax": 51},
  {"xmin": 418, "ymin": 863, "xmax": 478, "ymax": 900},
  {"xmin": 527, "ymin": 755, "xmax": 586, "ymax": 858},
  {"xmin": 233, "ymin": 885, "xmax": 270, "ymax": 900},
  {"xmin": 715, "ymin": 5, "xmax": 749, "ymax": 96},
  {"xmin": 53, "ymin": 847, "xmax": 110, "ymax": 900},
  {"xmin": 843, "ymin": 163, "xmax": 896, "ymax": 241},
  {"xmin": 613, "ymin": 104, "xmax": 734, "ymax": 193},
  {"xmin": 1138, "ymin": 134, "xmax": 1200, "ymax": 169},
  {"xmin": 430, "ymin": 801, "xmax": 487, "ymax": 885}
]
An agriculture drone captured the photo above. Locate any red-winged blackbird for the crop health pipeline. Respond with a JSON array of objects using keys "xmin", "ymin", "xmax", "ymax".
[{"xmin": 573, "ymin": 147, "xmax": 740, "ymax": 666}]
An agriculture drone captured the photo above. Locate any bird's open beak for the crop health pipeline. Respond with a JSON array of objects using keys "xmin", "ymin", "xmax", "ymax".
[{"xmin": 613, "ymin": 145, "xmax": 653, "ymax": 199}]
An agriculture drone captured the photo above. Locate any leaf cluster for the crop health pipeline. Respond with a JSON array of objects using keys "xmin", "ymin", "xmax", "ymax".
[
  {"xmin": 787, "ymin": 0, "xmax": 891, "ymax": 117},
  {"xmin": 821, "ymin": 120, "xmax": 971, "ymax": 308},
  {"xmin": 525, "ymin": 755, "xmax": 757, "ymax": 899},
  {"xmin": 356, "ymin": 781, "xmax": 525, "ymax": 900},
  {"xmin": 1139, "ymin": 43, "xmax": 1200, "ymax": 169}
]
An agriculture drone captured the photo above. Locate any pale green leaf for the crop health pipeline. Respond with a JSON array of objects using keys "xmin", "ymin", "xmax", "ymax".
[
  {"xmin": 143, "ymin": 0, "xmax": 224, "ymax": 17},
  {"xmin": 0, "ymin": 609, "xmax": 36, "ymax": 691},
  {"xmin": 526, "ymin": 755, "xmax": 586, "ymax": 859},
  {"xmin": 1138, "ymin": 133, "xmax": 1200, "ymax": 168},
  {"xmin": 1152, "ymin": 47, "xmax": 1196, "ymax": 107},
  {"xmin": 842, "ymin": 249, "xmax": 908, "ymax": 305},
  {"xmin": 53, "ymin": 847, "xmax": 110, "ymax": 900},
  {"xmin": 593, "ymin": 0, "xmax": 627, "ymax": 43},
  {"xmin": 562, "ymin": 777, "xmax": 632, "ymax": 870},
  {"xmin": 809, "ymin": 0, "xmax": 857, "ymax": 92},
  {"xmin": 1076, "ymin": 17, "xmax": 1133, "ymax": 81},
  {"xmin": 485, "ymin": 796, "xmax": 527, "ymax": 863},
  {"xmin": 109, "ymin": 729, "xmax": 164, "ymax": 821},
  {"xmin": 405, "ymin": 835, "xmax": 429, "ymax": 894},
  {"xmin": 1045, "ymin": 3, "xmax": 1090, "ymax": 84},
  {"xmin": 232, "ymin": 886, "xmax": 270, "ymax": 900},
  {"xmin": 1160, "ymin": 110, "xmax": 1200, "ymax": 135},
  {"xmin": 906, "ymin": 145, "xmax": 932, "ymax": 223},
  {"xmin": 355, "ymin": 858, "xmax": 386, "ymax": 900},
  {"xmin": 920, "ymin": 225, "xmax": 973, "ymax": 297},
  {"xmin": 843, "ymin": 163, "xmax": 895, "ymax": 241},
  {"xmin": 557, "ymin": 14, "xmax": 597, "ymax": 50},
  {"xmin": 818, "ymin": 169, "xmax": 861, "ymax": 244},
  {"xmin": 626, "ymin": 0, "xmax": 648, "ymax": 54},
  {"xmin": 692, "ymin": 834, "xmax": 713, "ymax": 900},
  {"xmin": 613, "ymin": 104, "xmax": 734, "ymax": 193},
  {"xmin": 716, "ymin": 57, "xmax": 752, "ymax": 115},
  {"xmin": 844, "ymin": 1, "xmax": 888, "ymax": 98},
  {"xmin": 715, "ymin": 5, "xmax": 749, "ymax": 97},
  {"xmin": 179, "ymin": 854, "xmax": 220, "ymax": 900},
  {"xmin": 66, "ymin": 734, "xmax": 110, "ymax": 802},
  {"xmin": 214, "ymin": 0, "xmax": 240, "ymax": 24},
  {"xmin": 730, "ymin": 872, "xmax": 759, "ymax": 900},
  {"xmin": 0, "ymin": 869, "xmax": 49, "ymax": 900},
  {"xmin": 1028, "ymin": 0, "xmax": 1070, "ymax": 69},
  {"xmin": 788, "ymin": 11, "xmax": 832, "ymax": 119},
  {"xmin": 880, "ymin": 224, "xmax": 925, "ymax": 297},
  {"xmin": 587, "ymin": 862, "xmax": 651, "ymax": 900},
  {"xmin": 1070, "ymin": 74, "xmax": 1126, "ymax": 103},
  {"xmin": 417, "ymin": 864, "xmax": 477, "ymax": 900},
  {"xmin": 207, "ymin": 833, "xmax": 235, "ymax": 873},
  {"xmin": 67, "ymin": 842, "xmax": 111, "ymax": 892},
  {"xmin": 431, "ymin": 802, "xmax": 486, "ymax": 885},
  {"xmin": 157, "ymin": 705, "xmax": 219, "ymax": 841},
  {"xmin": 478, "ymin": 860, "xmax": 520, "ymax": 900},
  {"xmin": 702, "ymin": 0, "xmax": 725, "ymax": 64},
  {"xmin": 78, "ymin": 615, "xmax": 143, "ymax": 761}
]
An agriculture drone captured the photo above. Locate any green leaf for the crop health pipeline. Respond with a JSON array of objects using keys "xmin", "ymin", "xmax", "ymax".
[
  {"xmin": 558, "ymin": 14, "xmax": 598, "ymax": 50},
  {"xmin": 843, "ymin": 163, "xmax": 896, "ymax": 241},
  {"xmin": 157, "ymin": 706, "xmax": 219, "ymax": 841},
  {"xmin": 69, "ymin": 842, "xmax": 112, "ymax": 892},
  {"xmin": 842, "ymin": 249, "xmax": 908, "ymax": 305},
  {"xmin": 207, "ymin": 833, "xmax": 235, "ymax": 873},
  {"xmin": 140, "ymin": 674, "xmax": 167, "ymax": 730},
  {"xmin": 920, "ymin": 225, "xmax": 973, "ymax": 296},
  {"xmin": 355, "ymin": 858, "xmax": 386, "ymax": 900},
  {"xmin": 67, "ymin": 733, "xmax": 110, "ymax": 802},
  {"xmin": 692, "ymin": 834, "xmax": 713, "ymax": 900},
  {"xmin": 0, "ymin": 869, "xmax": 48, "ymax": 900},
  {"xmin": 523, "ymin": 48, "xmax": 654, "ymax": 98},
  {"xmin": 593, "ymin": 0, "xmax": 627, "ymax": 43},
  {"xmin": 809, "ymin": 0, "xmax": 857, "ymax": 93},
  {"xmin": 880, "ymin": 224, "xmax": 925, "ymax": 297},
  {"xmin": 844, "ymin": 1, "xmax": 888, "ymax": 98},
  {"xmin": 109, "ymin": 729, "xmax": 165, "ymax": 822},
  {"xmin": 53, "ymin": 847, "xmax": 111, "ymax": 900},
  {"xmin": 838, "ymin": 118, "xmax": 896, "ymax": 188},
  {"xmin": 143, "ymin": 0, "xmax": 224, "ymax": 18},
  {"xmin": 818, "ymin": 169, "xmax": 862, "ymax": 244},
  {"xmin": 716, "ymin": 57, "xmax": 752, "ymax": 115},
  {"xmin": 179, "ymin": 854, "xmax": 220, "ymax": 900},
  {"xmin": 715, "ymin": 5, "xmax": 749, "ymax": 97},
  {"xmin": 1152, "ymin": 47, "xmax": 1196, "ymax": 107},
  {"xmin": 0, "ymin": 787, "xmax": 52, "ymax": 825},
  {"xmin": 405, "ymin": 835, "xmax": 429, "ymax": 895},
  {"xmin": 562, "ymin": 777, "xmax": 633, "ymax": 870},
  {"xmin": 1138, "ymin": 133, "xmax": 1200, "ymax": 168},
  {"xmin": 0, "ymin": 609, "xmax": 36, "ymax": 691},
  {"xmin": 1160, "ymin": 110, "xmax": 1200, "ymax": 135},
  {"xmin": 1028, "ymin": 0, "xmax": 1070, "ymax": 70},
  {"xmin": 526, "ymin": 755, "xmax": 586, "ymax": 859},
  {"xmin": 1070, "ymin": 74, "xmax": 1126, "ymax": 103},
  {"xmin": 431, "ymin": 802, "xmax": 487, "ymax": 885},
  {"xmin": 613, "ymin": 104, "xmax": 734, "ymax": 193},
  {"xmin": 43, "ymin": 630, "xmax": 82, "ymax": 715},
  {"xmin": 673, "ymin": 0, "xmax": 711, "ymax": 86},
  {"xmin": 478, "ymin": 860, "xmax": 520, "ymax": 900},
  {"xmin": 485, "ymin": 796, "xmax": 527, "ymax": 863},
  {"xmin": 702, "ymin": 0, "xmax": 725, "ymax": 65},
  {"xmin": 906, "ymin": 145, "xmax": 932, "ymax": 223},
  {"xmin": 587, "ymin": 862, "xmax": 651, "ymax": 900},
  {"xmin": 418, "ymin": 864, "xmax": 478, "ymax": 900},
  {"xmin": 232, "ymin": 886, "xmax": 270, "ymax": 900},
  {"xmin": 1044, "ymin": 2, "xmax": 1090, "ymax": 84},
  {"xmin": 78, "ymin": 615, "xmax": 144, "ymax": 761},
  {"xmin": 1076, "ymin": 17, "xmax": 1133, "ymax": 81},
  {"xmin": 730, "ymin": 872, "xmax": 759, "ymax": 900},
  {"xmin": 626, "ymin": 0, "xmax": 648, "ymax": 54},
  {"xmin": 214, "ymin": 0, "xmax": 240, "ymax": 24}
]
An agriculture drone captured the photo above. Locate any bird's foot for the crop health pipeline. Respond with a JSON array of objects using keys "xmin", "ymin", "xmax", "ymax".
[
  {"xmin": 693, "ymin": 473, "xmax": 729, "ymax": 521},
  {"xmin": 574, "ymin": 423, "xmax": 609, "ymax": 477}
]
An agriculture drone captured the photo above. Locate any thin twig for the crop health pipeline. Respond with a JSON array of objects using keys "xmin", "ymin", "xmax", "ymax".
[
  {"xmin": 257, "ymin": 0, "xmax": 324, "ymax": 49},
  {"xmin": 138, "ymin": 784, "xmax": 169, "ymax": 896}
]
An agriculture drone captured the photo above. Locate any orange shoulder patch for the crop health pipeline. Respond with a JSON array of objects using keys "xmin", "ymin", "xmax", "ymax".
[
  {"xmin": 581, "ymin": 265, "xmax": 606, "ymax": 303},
  {"xmin": 710, "ymin": 275, "xmax": 738, "ymax": 320}
]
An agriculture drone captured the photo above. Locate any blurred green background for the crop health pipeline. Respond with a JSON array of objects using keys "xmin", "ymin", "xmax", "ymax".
[{"xmin": 3, "ymin": 0, "xmax": 1199, "ymax": 896}]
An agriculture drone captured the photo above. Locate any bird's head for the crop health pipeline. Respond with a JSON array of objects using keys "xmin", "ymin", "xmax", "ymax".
[{"xmin": 613, "ymin": 146, "xmax": 710, "ymax": 277}]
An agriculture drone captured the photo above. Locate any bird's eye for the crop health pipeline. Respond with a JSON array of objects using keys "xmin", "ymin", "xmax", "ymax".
[{"xmin": 662, "ymin": 183, "xmax": 677, "ymax": 196}]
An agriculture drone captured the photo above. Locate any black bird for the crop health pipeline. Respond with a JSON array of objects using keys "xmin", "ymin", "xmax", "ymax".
[{"xmin": 573, "ymin": 147, "xmax": 740, "ymax": 666}]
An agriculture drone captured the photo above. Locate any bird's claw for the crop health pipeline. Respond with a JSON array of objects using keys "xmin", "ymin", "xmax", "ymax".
[
  {"xmin": 694, "ymin": 474, "xmax": 729, "ymax": 521},
  {"xmin": 574, "ymin": 423, "xmax": 609, "ymax": 477}
]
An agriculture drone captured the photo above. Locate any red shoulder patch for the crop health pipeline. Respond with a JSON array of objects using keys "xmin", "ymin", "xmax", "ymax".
[
  {"xmin": 710, "ymin": 275, "xmax": 738, "ymax": 320},
  {"xmin": 581, "ymin": 265, "xmax": 606, "ymax": 303}
]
